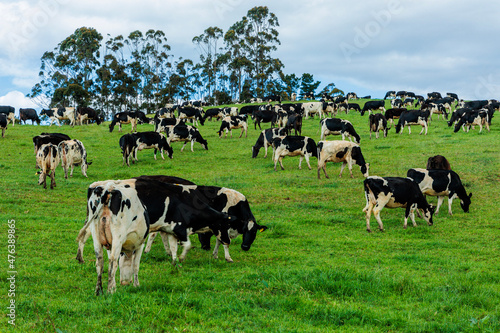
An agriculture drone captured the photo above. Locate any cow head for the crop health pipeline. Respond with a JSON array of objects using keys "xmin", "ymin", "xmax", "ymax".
[
  {"xmin": 460, "ymin": 193, "xmax": 472, "ymax": 213},
  {"xmin": 241, "ymin": 220, "xmax": 267, "ymax": 251},
  {"xmin": 162, "ymin": 138, "xmax": 174, "ymax": 159},
  {"xmin": 420, "ymin": 204, "xmax": 435, "ymax": 226}
]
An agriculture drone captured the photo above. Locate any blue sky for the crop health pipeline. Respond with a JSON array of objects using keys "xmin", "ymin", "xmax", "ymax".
[{"xmin": 1, "ymin": 0, "xmax": 500, "ymax": 112}]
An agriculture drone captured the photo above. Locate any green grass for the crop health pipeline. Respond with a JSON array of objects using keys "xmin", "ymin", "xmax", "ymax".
[{"xmin": 1, "ymin": 100, "xmax": 499, "ymax": 332}]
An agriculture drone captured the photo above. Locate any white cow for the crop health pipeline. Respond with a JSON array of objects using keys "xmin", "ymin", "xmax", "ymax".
[
  {"xmin": 317, "ymin": 140, "xmax": 369, "ymax": 179},
  {"xmin": 58, "ymin": 139, "xmax": 90, "ymax": 178}
]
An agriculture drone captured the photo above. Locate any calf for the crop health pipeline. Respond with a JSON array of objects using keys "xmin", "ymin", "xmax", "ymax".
[
  {"xmin": 395, "ymin": 109, "xmax": 430, "ymax": 135},
  {"xmin": 453, "ymin": 109, "xmax": 490, "ymax": 133},
  {"xmin": 369, "ymin": 113, "xmax": 389, "ymax": 139},
  {"xmin": 19, "ymin": 108, "xmax": 40, "ymax": 125},
  {"xmin": 36, "ymin": 143, "xmax": 60, "ymax": 189},
  {"xmin": 426, "ymin": 155, "xmax": 451, "ymax": 170},
  {"xmin": 252, "ymin": 127, "xmax": 287, "ymax": 158},
  {"xmin": 0, "ymin": 106, "xmax": 15, "ymax": 126},
  {"xmin": 361, "ymin": 100, "xmax": 385, "ymax": 115},
  {"xmin": 319, "ymin": 118, "xmax": 360, "ymax": 143},
  {"xmin": 77, "ymin": 181, "xmax": 149, "ymax": 294},
  {"xmin": 164, "ymin": 124, "xmax": 208, "ymax": 152},
  {"xmin": 119, "ymin": 132, "xmax": 173, "ymax": 166},
  {"xmin": 178, "ymin": 106, "xmax": 205, "ymax": 126},
  {"xmin": 407, "ymin": 168, "xmax": 472, "ymax": 215},
  {"xmin": 218, "ymin": 115, "xmax": 248, "ymax": 138},
  {"xmin": 272, "ymin": 136, "xmax": 317, "ymax": 171},
  {"xmin": 363, "ymin": 176, "xmax": 435, "ymax": 232},
  {"xmin": 58, "ymin": 139, "xmax": 91, "ymax": 178},
  {"xmin": 0, "ymin": 114, "xmax": 7, "ymax": 137},
  {"xmin": 317, "ymin": 140, "xmax": 369, "ymax": 179}
]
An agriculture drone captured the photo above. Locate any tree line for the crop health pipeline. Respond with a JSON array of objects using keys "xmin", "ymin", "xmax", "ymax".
[{"xmin": 28, "ymin": 6, "xmax": 343, "ymax": 115}]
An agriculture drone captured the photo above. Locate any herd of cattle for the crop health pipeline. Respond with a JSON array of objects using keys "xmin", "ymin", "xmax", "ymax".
[{"xmin": 3, "ymin": 89, "xmax": 492, "ymax": 294}]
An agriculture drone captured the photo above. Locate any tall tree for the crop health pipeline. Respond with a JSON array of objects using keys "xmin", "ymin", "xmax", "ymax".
[
  {"xmin": 193, "ymin": 27, "xmax": 223, "ymax": 98},
  {"xmin": 299, "ymin": 73, "xmax": 321, "ymax": 99}
]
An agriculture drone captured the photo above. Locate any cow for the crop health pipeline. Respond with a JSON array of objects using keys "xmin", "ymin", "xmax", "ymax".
[
  {"xmin": 319, "ymin": 118, "xmax": 360, "ymax": 143},
  {"xmin": 404, "ymin": 92, "xmax": 416, "ymax": 100},
  {"xmin": 178, "ymin": 107, "xmax": 205, "ymax": 126},
  {"xmin": 346, "ymin": 92, "xmax": 357, "ymax": 100},
  {"xmin": 362, "ymin": 176, "xmax": 435, "ymax": 232},
  {"xmin": 426, "ymin": 155, "xmax": 451, "ymax": 170},
  {"xmin": 76, "ymin": 107, "xmax": 102, "ymax": 125},
  {"xmin": 76, "ymin": 181, "xmax": 150, "ymax": 294},
  {"xmin": 58, "ymin": 139, "xmax": 91, "ymax": 178},
  {"xmin": 457, "ymin": 100, "xmax": 488, "ymax": 110},
  {"xmin": 407, "ymin": 168, "xmax": 472, "ymax": 215},
  {"xmin": 346, "ymin": 103, "xmax": 361, "ymax": 114},
  {"xmin": 428, "ymin": 102, "xmax": 449, "ymax": 121},
  {"xmin": 427, "ymin": 92, "xmax": 442, "ymax": 100},
  {"xmin": 239, "ymin": 104, "xmax": 260, "ymax": 116},
  {"xmin": 250, "ymin": 97, "xmax": 263, "ymax": 103},
  {"xmin": 453, "ymin": 109, "xmax": 490, "ymax": 133},
  {"xmin": 302, "ymin": 102, "xmax": 326, "ymax": 119},
  {"xmin": 223, "ymin": 107, "xmax": 239, "ymax": 117},
  {"xmin": 109, "ymin": 111, "xmax": 151, "ymax": 132},
  {"xmin": 19, "ymin": 108, "xmax": 40, "ymax": 125},
  {"xmin": 218, "ymin": 115, "xmax": 248, "ymax": 138},
  {"xmin": 361, "ymin": 100, "xmax": 385, "ymax": 115},
  {"xmin": 272, "ymin": 136, "xmax": 317, "ymax": 171},
  {"xmin": 391, "ymin": 98, "xmax": 403, "ymax": 109},
  {"xmin": 263, "ymin": 95, "xmax": 281, "ymax": 103},
  {"xmin": 203, "ymin": 108, "xmax": 225, "ymax": 121},
  {"xmin": 317, "ymin": 140, "xmax": 369, "ymax": 179},
  {"xmin": 119, "ymin": 132, "xmax": 173, "ymax": 166},
  {"xmin": 396, "ymin": 91, "xmax": 406, "ymax": 99},
  {"xmin": 155, "ymin": 107, "xmax": 175, "ymax": 119},
  {"xmin": 447, "ymin": 93, "xmax": 459, "ymax": 102},
  {"xmin": 304, "ymin": 92, "xmax": 315, "ymax": 100},
  {"xmin": 276, "ymin": 109, "xmax": 289, "ymax": 127},
  {"xmin": 369, "ymin": 113, "xmax": 389, "ymax": 139},
  {"xmin": 286, "ymin": 113, "xmax": 302, "ymax": 136},
  {"xmin": 0, "ymin": 114, "xmax": 7, "ymax": 137},
  {"xmin": 154, "ymin": 115, "xmax": 185, "ymax": 132},
  {"xmin": 447, "ymin": 108, "xmax": 471, "ymax": 127},
  {"xmin": 395, "ymin": 109, "xmax": 430, "ymax": 135},
  {"xmin": 252, "ymin": 110, "xmax": 277, "ymax": 130},
  {"xmin": 0, "ymin": 106, "xmax": 15, "ymax": 126},
  {"xmin": 383, "ymin": 91, "xmax": 396, "ymax": 99},
  {"xmin": 252, "ymin": 127, "xmax": 287, "ymax": 158},
  {"xmin": 36, "ymin": 143, "xmax": 60, "ymax": 189},
  {"xmin": 385, "ymin": 107, "xmax": 407, "ymax": 125},
  {"xmin": 291, "ymin": 93, "xmax": 297, "ymax": 102},
  {"xmin": 164, "ymin": 124, "xmax": 208, "ymax": 152},
  {"xmin": 40, "ymin": 107, "xmax": 77, "ymax": 127},
  {"xmin": 403, "ymin": 98, "xmax": 415, "ymax": 108},
  {"xmin": 33, "ymin": 133, "xmax": 71, "ymax": 156}
]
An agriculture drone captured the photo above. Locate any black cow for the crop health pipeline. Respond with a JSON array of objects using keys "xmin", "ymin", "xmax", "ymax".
[
  {"xmin": 446, "ymin": 93, "xmax": 459, "ymax": 102},
  {"xmin": 384, "ymin": 91, "xmax": 396, "ymax": 99},
  {"xmin": 164, "ymin": 124, "xmax": 208, "ymax": 152},
  {"xmin": 395, "ymin": 109, "xmax": 430, "ymax": 135},
  {"xmin": 239, "ymin": 105, "xmax": 260, "ymax": 116},
  {"xmin": 363, "ymin": 176, "xmax": 435, "ymax": 232},
  {"xmin": 396, "ymin": 91, "xmax": 406, "ymax": 99},
  {"xmin": 447, "ymin": 108, "xmax": 471, "ymax": 127},
  {"xmin": 458, "ymin": 100, "xmax": 488, "ymax": 110},
  {"xmin": 263, "ymin": 95, "xmax": 282, "ymax": 103},
  {"xmin": 19, "ymin": 108, "xmax": 40, "ymax": 125},
  {"xmin": 404, "ymin": 92, "xmax": 416, "ymax": 99},
  {"xmin": 319, "ymin": 118, "xmax": 360, "ymax": 143},
  {"xmin": 0, "ymin": 114, "xmax": 7, "ymax": 137},
  {"xmin": 0, "ymin": 106, "xmax": 15, "ymax": 126},
  {"xmin": 427, "ymin": 92, "xmax": 442, "ymax": 100},
  {"xmin": 361, "ymin": 100, "xmax": 385, "ymax": 115},
  {"xmin": 272, "ymin": 136, "xmax": 317, "ymax": 171},
  {"xmin": 252, "ymin": 127, "xmax": 287, "ymax": 158},
  {"xmin": 285, "ymin": 113, "xmax": 302, "ymax": 136},
  {"xmin": 369, "ymin": 113, "xmax": 389, "ymax": 139},
  {"xmin": 453, "ymin": 109, "xmax": 490, "ymax": 133},
  {"xmin": 407, "ymin": 168, "xmax": 472, "ymax": 215},
  {"xmin": 178, "ymin": 107, "xmax": 205, "ymax": 126},
  {"xmin": 252, "ymin": 110, "xmax": 277, "ymax": 130},
  {"xmin": 77, "ymin": 106, "xmax": 102, "ymax": 125},
  {"xmin": 109, "ymin": 111, "xmax": 151, "ymax": 132},
  {"xmin": 119, "ymin": 131, "xmax": 173, "ymax": 166},
  {"xmin": 33, "ymin": 133, "xmax": 71, "ymax": 155}
]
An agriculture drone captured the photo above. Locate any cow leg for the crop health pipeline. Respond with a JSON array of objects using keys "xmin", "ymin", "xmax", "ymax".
[
  {"xmin": 167, "ymin": 234, "xmax": 179, "ymax": 265},
  {"xmin": 92, "ymin": 225, "xmax": 104, "ymax": 295},
  {"xmin": 159, "ymin": 232, "xmax": 173, "ymax": 258},
  {"xmin": 49, "ymin": 170, "xmax": 56, "ymax": 189},
  {"xmin": 179, "ymin": 238, "xmax": 193, "ymax": 263},
  {"xmin": 298, "ymin": 156, "xmax": 303, "ymax": 170},
  {"xmin": 447, "ymin": 194, "xmax": 457, "ymax": 216},
  {"xmin": 435, "ymin": 196, "xmax": 445, "ymax": 215},
  {"xmin": 144, "ymin": 232, "xmax": 158, "ymax": 253},
  {"xmin": 364, "ymin": 201, "xmax": 374, "ymax": 233},
  {"xmin": 305, "ymin": 154, "xmax": 312, "ymax": 170},
  {"xmin": 131, "ymin": 244, "xmax": 145, "ymax": 287},
  {"xmin": 239, "ymin": 128, "xmax": 243, "ymax": 138},
  {"xmin": 264, "ymin": 144, "xmax": 268, "ymax": 158},
  {"xmin": 372, "ymin": 204, "xmax": 385, "ymax": 232},
  {"xmin": 180, "ymin": 142, "xmax": 187, "ymax": 152},
  {"xmin": 279, "ymin": 157, "xmax": 285, "ymax": 170},
  {"xmin": 339, "ymin": 162, "xmax": 347, "ymax": 177},
  {"xmin": 212, "ymin": 238, "xmax": 221, "ymax": 259},
  {"xmin": 191, "ymin": 140, "xmax": 195, "ymax": 152},
  {"xmin": 70, "ymin": 164, "xmax": 75, "ymax": 177},
  {"xmin": 408, "ymin": 126, "xmax": 412, "ymax": 135},
  {"xmin": 107, "ymin": 247, "xmax": 121, "ymax": 294}
]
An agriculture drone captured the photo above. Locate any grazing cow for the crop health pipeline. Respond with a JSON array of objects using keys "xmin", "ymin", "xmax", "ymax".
[
  {"xmin": 0, "ymin": 106, "xmax": 15, "ymax": 126},
  {"xmin": 154, "ymin": 115, "xmax": 185, "ymax": 132},
  {"xmin": 453, "ymin": 109, "xmax": 490, "ymax": 133},
  {"xmin": 19, "ymin": 108, "xmax": 40, "ymax": 125},
  {"xmin": 403, "ymin": 98, "xmax": 414, "ymax": 108},
  {"xmin": 457, "ymin": 100, "xmax": 488, "ymax": 110},
  {"xmin": 404, "ymin": 92, "xmax": 416, "ymax": 100},
  {"xmin": 263, "ymin": 94, "xmax": 281, "ymax": 103},
  {"xmin": 346, "ymin": 103, "xmax": 361, "ymax": 114},
  {"xmin": 164, "ymin": 124, "xmax": 208, "ymax": 152},
  {"xmin": 361, "ymin": 100, "xmax": 386, "ymax": 115},
  {"xmin": 0, "ymin": 114, "xmax": 7, "ymax": 137},
  {"xmin": 447, "ymin": 108, "xmax": 471, "ymax": 127},
  {"xmin": 428, "ymin": 102, "xmax": 449, "ymax": 121},
  {"xmin": 369, "ymin": 113, "xmax": 389, "ymax": 139},
  {"xmin": 40, "ymin": 107, "xmax": 77, "ymax": 127},
  {"xmin": 319, "ymin": 118, "xmax": 360, "ymax": 143},
  {"xmin": 396, "ymin": 91, "xmax": 406, "ymax": 99},
  {"xmin": 317, "ymin": 140, "xmax": 369, "ymax": 179},
  {"xmin": 427, "ymin": 92, "xmax": 442, "ymax": 100},
  {"xmin": 77, "ymin": 181, "xmax": 150, "ymax": 294},
  {"xmin": 286, "ymin": 113, "xmax": 302, "ymax": 136},
  {"xmin": 384, "ymin": 91, "xmax": 396, "ymax": 99},
  {"xmin": 58, "ymin": 139, "xmax": 91, "ymax": 178},
  {"xmin": 250, "ymin": 97, "xmax": 263, "ymax": 103},
  {"xmin": 447, "ymin": 93, "xmax": 459, "ymax": 102},
  {"xmin": 178, "ymin": 107, "xmax": 205, "ymax": 126},
  {"xmin": 36, "ymin": 143, "xmax": 60, "ymax": 189},
  {"xmin": 109, "ymin": 111, "xmax": 151, "ymax": 132},
  {"xmin": 276, "ymin": 109, "xmax": 289, "ymax": 127},
  {"xmin": 252, "ymin": 110, "xmax": 277, "ymax": 130},
  {"xmin": 272, "ymin": 136, "xmax": 317, "ymax": 171},
  {"xmin": 218, "ymin": 115, "xmax": 248, "ymax": 138},
  {"xmin": 426, "ymin": 155, "xmax": 451, "ymax": 170},
  {"xmin": 346, "ymin": 92, "xmax": 357, "ymax": 100},
  {"xmin": 302, "ymin": 102, "xmax": 325, "ymax": 119},
  {"xmin": 203, "ymin": 108, "xmax": 225, "ymax": 121},
  {"xmin": 223, "ymin": 107, "xmax": 239, "ymax": 117},
  {"xmin": 33, "ymin": 133, "xmax": 71, "ymax": 155},
  {"xmin": 119, "ymin": 132, "xmax": 173, "ymax": 166},
  {"xmin": 362, "ymin": 176, "xmax": 435, "ymax": 232},
  {"xmin": 395, "ymin": 109, "xmax": 430, "ymax": 135},
  {"xmin": 407, "ymin": 168, "xmax": 472, "ymax": 215},
  {"xmin": 359, "ymin": 95, "xmax": 371, "ymax": 99},
  {"xmin": 252, "ymin": 127, "xmax": 287, "ymax": 158},
  {"xmin": 391, "ymin": 98, "xmax": 403, "ymax": 109},
  {"xmin": 76, "ymin": 107, "xmax": 102, "ymax": 125}
]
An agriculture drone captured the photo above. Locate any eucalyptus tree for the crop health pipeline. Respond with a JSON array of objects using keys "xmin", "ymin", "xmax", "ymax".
[{"xmin": 193, "ymin": 26, "xmax": 223, "ymax": 98}]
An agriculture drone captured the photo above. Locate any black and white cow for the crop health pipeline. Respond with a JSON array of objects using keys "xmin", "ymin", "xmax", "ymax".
[
  {"xmin": 317, "ymin": 141, "xmax": 369, "ymax": 179},
  {"xmin": 77, "ymin": 106, "xmax": 102, "ymax": 125},
  {"xmin": 164, "ymin": 124, "xmax": 208, "ymax": 152},
  {"xmin": 0, "ymin": 114, "xmax": 7, "ymax": 137},
  {"xmin": 446, "ymin": 93, "xmax": 459, "ymax": 103},
  {"xmin": 218, "ymin": 115, "xmax": 248, "ymax": 138},
  {"xmin": 362, "ymin": 176, "xmax": 435, "ymax": 232},
  {"xmin": 119, "ymin": 132, "xmax": 173, "ymax": 166},
  {"xmin": 109, "ymin": 111, "xmax": 151, "ymax": 132},
  {"xmin": 383, "ymin": 91, "xmax": 396, "ymax": 99},
  {"xmin": 447, "ymin": 108, "xmax": 471, "ymax": 127},
  {"xmin": 155, "ymin": 107, "xmax": 176, "ymax": 119},
  {"xmin": 304, "ymin": 92, "xmax": 315, "ymax": 100},
  {"xmin": 19, "ymin": 108, "xmax": 40, "ymax": 125},
  {"xmin": 154, "ymin": 115, "xmax": 185, "ymax": 132},
  {"xmin": 0, "ymin": 106, "xmax": 15, "ymax": 126},
  {"xmin": 369, "ymin": 113, "xmax": 389, "ymax": 139},
  {"xmin": 178, "ymin": 107, "xmax": 205, "ymax": 126},
  {"xmin": 384, "ymin": 108, "xmax": 406, "ymax": 126},
  {"xmin": 427, "ymin": 102, "xmax": 449, "ymax": 121},
  {"xmin": 264, "ymin": 94, "xmax": 281, "ymax": 103},
  {"xmin": 458, "ymin": 100, "xmax": 488, "ymax": 110},
  {"xmin": 346, "ymin": 92, "xmax": 357, "ymax": 100},
  {"xmin": 36, "ymin": 143, "xmax": 60, "ymax": 189},
  {"xmin": 252, "ymin": 127, "xmax": 287, "ymax": 158},
  {"xmin": 361, "ymin": 100, "xmax": 386, "ymax": 115},
  {"xmin": 395, "ymin": 109, "xmax": 430, "ymax": 135},
  {"xmin": 407, "ymin": 168, "xmax": 472, "ymax": 215},
  {"xmin": 272, "ymin": 136, "xmax": 317, "ymax": 171},
  {"xmin": 427, "ymin": 92, "xmax": 442, "ymax": 100},
  {"xmin": 239, "ymin": 104, "xmax": 260, "ymax": 116},
  {"xmin": 319, "ymin": 118, "xmax": 360, "ymax": 143},
  {"xmin": 391, "ymin": 98, "xmax": 403, "ymax": 108},
  {"xmin": 453, "ymin": 109, "xmax": 490, "ymax": 133},
  {"xmin": 77, "ymin": 181, "xmax": 150, "ymax": 294},
  {"xmin": 252, "ymin": 110, "xmax": 277, "ymax": 130},
  {"xmin": 286, "ymin": 113, "xmax": 302, "ymax": 136},
  {"xmin": 396, "ymin": 91, "xmax": 406, "ymax": 99},
  {"xmin": 58, "ymin": 139, "xmax": 91, "ymax": 178},
  {"xmin": 203, "ymin": 108, "xmax": 225, "ymax": 121},
  {"xmin": 33, "ymin": 133, "xmax": 71, "ymax": 155},
  {"xmin": 404, "ymin": 92, "xmax": 416, "ymax": 100},
  {"xmin": 302, "ymin": 102, "xmax": 325, "ymax": 119}
]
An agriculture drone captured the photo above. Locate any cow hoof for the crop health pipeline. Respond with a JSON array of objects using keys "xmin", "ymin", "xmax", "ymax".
[
  {"xmin": 367, "ymin": 228, "xmax": 372, "ymax": 233},
  {"xmin": 225, "ymin": 258, "xmax": 234, "ymax": 263}
]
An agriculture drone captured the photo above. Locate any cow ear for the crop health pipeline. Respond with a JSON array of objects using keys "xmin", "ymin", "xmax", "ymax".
[{"xmin": 469, "ymin": 193, "xmax": 472, "ymax": 198}]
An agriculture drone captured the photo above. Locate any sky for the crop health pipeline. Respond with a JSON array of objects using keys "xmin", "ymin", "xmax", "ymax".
[{"xmin": 1, "ymin": 0, "xmax": 500, "ymax": 112}]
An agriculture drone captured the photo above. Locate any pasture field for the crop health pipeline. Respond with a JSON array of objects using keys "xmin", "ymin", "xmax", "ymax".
[{"xmin": 1, "ymin": 100, "xmax": 499, "ymax": 332}]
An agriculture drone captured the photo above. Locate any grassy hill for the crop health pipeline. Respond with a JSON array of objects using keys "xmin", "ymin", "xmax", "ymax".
[{"xmin": 1, "ymin": 100, "xmax": 499, "ymax": 332}]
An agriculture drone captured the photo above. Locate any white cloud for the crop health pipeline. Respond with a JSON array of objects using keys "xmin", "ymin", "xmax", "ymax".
[{"xmin": 0, "ymin": 91, "xmax": 39, "ymax": 116}]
